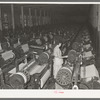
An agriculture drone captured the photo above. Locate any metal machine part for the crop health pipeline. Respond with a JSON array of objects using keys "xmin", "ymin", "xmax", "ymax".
[
  {"xmin": 9, "ymin": 56, "xmax": 49, "ymax": 89},
  {"xmin": 14, "ymin": 43, "xmax": 33, "ymax": 59},
  {"xmin": 0, "ymin": 68, "xmax": 12, "ymax": 89},
  {"xmin": 21, "ymin": 44, "xmax": 29, "ymax": 53},
  {"xmin": 83, "ymin": 44, "xmax": 92, "ymax": 51},
  {"xmin": 56, "ymin": 54, "xmax": 89, "ymax": 89},
  {"xmin": 38, "ymin": 51, "xmax": 50, "ymax": 65},
  {"xmin": 56, "ymin": 66, "xmax": 72, "ymax": 86},
  {"xmin": 78, "ymin": 83, "xmax": 89, "ymax": 89},
  {"xmin": 72, "ymin": 42, "xmax": 81, "ymax": 52},
  {"xmin": 9, "ymin": 59, "xmax": 37, "ymax": 89},
  {"xmin": 67, "ymin": 50, "xmax": 77, "ymax": 64},
  {"xmin": 71, "ymin": 52, "xmax": 90, "ymax": 89},
  {"xmin": 9, "ymin": 70, "xmax": 29, "ymax": 89},
  {"xmin": 8, "ymin": 51, "xmax": 36, "ymax": 74},
  {"xmin": 71, "ymin": 53, "xmax": 85, "ymax": 89},
  {"xmin": 0, "ymin": 50, "xmax": 16, "ymax": 73},
  {"xmin": 32, "ymin": 65, "xmax": 51, "ymax": 89},
  {"xmin": 86, "ymin": 79, "xmax": 100, "ymax": 89},
  {"xmin": 30, "ymin": 45, "xmax": 45, "ymax": 50},
  {"xmin": 1, "ymin": 50, "xmax": 15, "ymax": 61},
  {"xmin": 41, "ymin": 68, "xmax": 51, "ymax": 88}
]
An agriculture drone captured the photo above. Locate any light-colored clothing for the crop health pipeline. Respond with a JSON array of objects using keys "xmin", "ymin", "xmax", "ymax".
[{"xmin": 53, "ymin": 45, "xmax": 63, "ymax": 78}]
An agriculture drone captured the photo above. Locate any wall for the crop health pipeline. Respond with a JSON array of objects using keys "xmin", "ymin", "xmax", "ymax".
[
  {"xmin": 67, "ymin": 16, "xmax": 87, "ymax": 23},
  {"xmin": 89, "ymin": 4, "xmax": 100, "ymax": 69},
  {"xmin": 90, "ymin": 5, "xmax": 98, "ymax": 28}
]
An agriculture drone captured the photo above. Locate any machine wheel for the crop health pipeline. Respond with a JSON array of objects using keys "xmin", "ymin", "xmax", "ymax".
[{"xmin": 56, "ymin": 67, "xmax": 72, "ymax": 86}]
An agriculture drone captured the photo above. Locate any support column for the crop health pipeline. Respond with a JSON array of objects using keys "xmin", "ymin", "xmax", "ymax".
[
  {"xmin": 45, "ymin": 11, "xmax": 47, "ymax": 25},
  {"xmin": 21, "ymin": 6, "xmax": 24, "ymax": 28},
  {"xmin": 0, "ymin": 7, "xmax": 2, "ymax": 31},
  {"xmin": 52, "ymin": 12, "xmax": 55, "ymax": 25},
  {"xmin": 43, "ymin": 10, "xmax": 44, "ymax": 25},
  {"xmin": 49, "ymin": 12, "xmax": 51, "ymax": 24},
  {"xmin": 40, "ymin": 10, "xmax": 41, "ymax": 25},
  {"xmin": 35, "ymin": 9, "xmax": 37, "ymax": 26},
  {"xmin": 11, "ymin": 4, "xmax": 15, "ymax": 31},
  {"xmin": 47, "ymin": 11, "xmax": 48, "ymax": 24},
  {"xmin": 44, "ymin": 10, "xmax": 46, "ymax": 25},
  {"xmin": 29, "ymin": 8, "xmax": 32, "ymax": 27},
  {"xmin": 38, "ymin": 9, "xmax": 40, "ymax": 26}
]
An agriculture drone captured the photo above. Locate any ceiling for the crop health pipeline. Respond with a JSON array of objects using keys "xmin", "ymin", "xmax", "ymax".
[
  {"xmin": 0, "ymin": 4, "xmax": 92, "ymax": 17},
  {"xmin": 22, "ymin": 4, "xmax": 91, "ymax": 16}
]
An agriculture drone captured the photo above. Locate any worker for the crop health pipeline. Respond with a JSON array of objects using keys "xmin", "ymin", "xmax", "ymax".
[{"xmin": 53, "ymin": 40, "xmax": 68, "ymax": 79}]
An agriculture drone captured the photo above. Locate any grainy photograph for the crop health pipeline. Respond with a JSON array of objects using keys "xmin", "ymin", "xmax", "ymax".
[{"xmin": 0, "ymin": 3, "xmax": 99, "ymax": 90}]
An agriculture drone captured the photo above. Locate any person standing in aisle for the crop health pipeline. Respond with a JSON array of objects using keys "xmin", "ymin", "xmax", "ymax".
[
  {"xmin": 53, "ymin": 40, "xmax": 68, "ymax": 79},
  {"xmin": 53, "ymin": 41, "xmax": 63, "ymax": 79}
]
